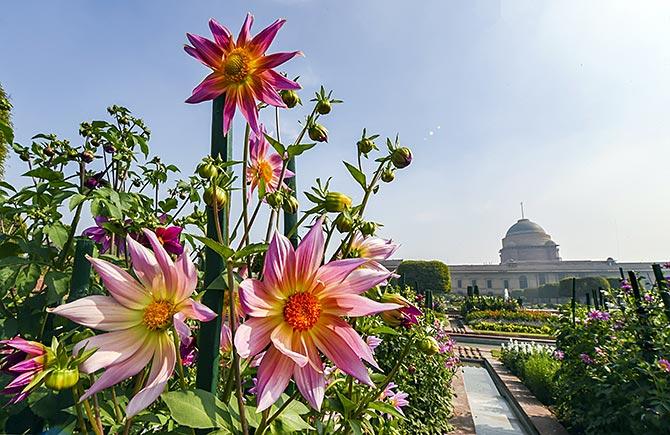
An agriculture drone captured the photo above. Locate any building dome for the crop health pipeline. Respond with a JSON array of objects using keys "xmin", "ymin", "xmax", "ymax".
[{"xmin": 500, "ymin": 218, "xmax": 560, "ymax": 264}]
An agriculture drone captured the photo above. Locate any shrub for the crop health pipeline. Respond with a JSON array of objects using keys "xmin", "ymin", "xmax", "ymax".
[
  {"xmin": 499, "ymin": 340, "xmax": 559, "ymax": 405},
  {"xmin": 465, "ymin": 309, "xmax": 552, "ymax": 323},
  {"xmin": 459, "ymin": 295, "xmax": 519, "ymax": 316},
  {"xmin": 470, "ymin": 321, "xmax": 552, "ymax": 335},
  {"xmin": 558, "ymin": 276, "xmax": 610, "ymax": 298},
  {"xmin": 396, "ymin": 260, "xmax": 451, "ymax": 293}
]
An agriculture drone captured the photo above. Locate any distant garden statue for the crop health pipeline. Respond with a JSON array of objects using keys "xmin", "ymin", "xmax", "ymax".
[{"xmin": 0, "ymin": 13, "xmax": 459, "ymax": 435}]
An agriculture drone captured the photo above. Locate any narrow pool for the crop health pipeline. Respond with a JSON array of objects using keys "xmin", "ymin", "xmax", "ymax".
[{"xmin": 461, "ymin": 364, "xmax": 530, "ymax": 435}]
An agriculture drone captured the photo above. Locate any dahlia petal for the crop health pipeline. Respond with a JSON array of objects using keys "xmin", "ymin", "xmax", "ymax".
[
  {"xmin": 250, "ymin": 19, "xmax": 285, "ymax": 53},
  {"xmin": 238, "ymin": 87, "xmax": 261, "ymax": 135},
  {"xmin": 126, "ymin": 236, "xmax": 163, "ymax": 293},
  {"xmin": 48, "ymin": 296, "xmax": 142, "ymax": 332},
  {"xmin": 177, "ymin": 298, "xmax": 217, "ymax": 322},
  {"xmin": 8, "ymin": 356, "xmax": 43, "ymax": 373},
  {"xmin": 322, "ymin": 294, "xmax": 401, "ymax": 318},
  {"xmin": 5, "ymin": 371, "xmax": 34, "ymax": 390},
  {"xmin": 264, "ymin": 232, "xmax": 295, "ymax": 297},
  {"xmin": 185, "ymin": 33, "xmax": 223, "ymax": 69},
  {"xmin": 75, "ymin": 327, "xmax": 149, "ymax": 374},
  {"xmin": 311, "ymin": 324, "xmax": 372, "ymax": 385},
  {"xmin": 237, "ymin": 13, "xmax": 254, "ymax": 46},
  {"xmin": 324, "ymin": 315, "xmax": 379, "ymax": 369},
  {"xmin": 254, "ymin": 82, "xmax": 286, "ymax": 108},
  {"xmin": 173, "ymin": 313, "xmax": 191, "ymax": 343},
  {"xmin": 142, "ymin": 229, "xmax": 178, "ymax": 299},
  {"xmin": 238, "ymin": 279, "xmax": 279, "ymax": 317},
  {"xmin": 314, "ymin": 258, "xmax": 368, "ymax": 292},
  {"xmin": 184, "ymin": 45, "xmax": 215, "ymax": 68},
  {"xmin": 336, "ymin": 266, "xmax": 392, "ymax": 295},
  {"xmin": 2, "ymin": 338, "xmax": 45, "ymax": 356},
  {"xmin": 208, "ymin": 19, "xmax": 233, "ymax": 48},
  {"xmin": 80, "ymin": 334, "xmax": 156, "ymax": 401},
  {"xmin": 257, "ymin": 51, "xmax": 303, "ymax": 70},
  {"xmin": 270, "ymin": 323, "xmax": 308, "ymax": 367},
  {"xmin": 264, "ymin": 70, "xmax": 301, "ymax": 90},
  {"xmin": 256, "ymin": 347, "xmax": 293, "ymax": 412},
  {"xmin": 126, "ymin": 334, "xmax": 175, "ymax": 418},
  {"xmin": 293, "ymin": 353, "xmax": 325, "ymax": 410},
  {"xmin": 222, "ymin": 90, "xmax": 237, "ymax": 134},
  {"xmin": 234, "ymin": 316, "xmax": 281, "ymax": 358},
  {"xmin": 174, "ymin": 250, "xmax": 197, "ymax": 303},
  {"xmin": 294, "ymin": 217, "xmax": 325, "ymax": 285},
  {"xmin": 185, "ymin": 73, "xmax": 227, "ymax": 104},
  {"xmin": 87, "ymin": 256, "xmax": 151, "ymax": 310}
]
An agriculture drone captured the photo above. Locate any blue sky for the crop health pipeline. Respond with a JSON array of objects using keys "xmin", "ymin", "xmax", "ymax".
[{"xmin": 2, "ymin": 1, "xmax": 669, "ymax": 263}]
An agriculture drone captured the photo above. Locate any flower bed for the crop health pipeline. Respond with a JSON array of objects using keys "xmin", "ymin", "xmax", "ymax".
[
  {"xmin": 498, "ymin": 340, "xmax": 560, "ymax": 405},
  {"xmin": 470, "ymin": 321, "xmax": 553, "ymax": 336}
]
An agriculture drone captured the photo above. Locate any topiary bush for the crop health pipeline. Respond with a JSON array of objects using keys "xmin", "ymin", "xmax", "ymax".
[{"xmin": 396, "ymin": 260, "xmax": 451, "ymax": 294}]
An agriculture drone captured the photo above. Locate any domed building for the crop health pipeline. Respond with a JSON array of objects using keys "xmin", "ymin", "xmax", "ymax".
[{"xmin": 383, "ymin": 215, "xmax": 660, "ymax": 297}]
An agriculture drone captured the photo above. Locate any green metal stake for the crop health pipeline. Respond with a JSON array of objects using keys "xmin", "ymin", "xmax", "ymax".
[
  {"xmin": 283, "ymin": 157, "xmax": 298, "ymax": 247},
  {"xmin": 67, "ymin": 238, "xmax": 94, "ymax": 302},
  {"xmin": 571, "ymin": 278, "xmax": 576, "ymax": 326},
  {"xmin": 196, "ymin": 95, "xmax": 232, "ymax": 394},
  {"xmin": 652, "ymin": 264, "xmax": 670, "ymax": 322}
]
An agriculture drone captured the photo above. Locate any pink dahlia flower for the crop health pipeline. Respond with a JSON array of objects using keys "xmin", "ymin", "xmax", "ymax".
[
  {"xmin": 185, "ymin": 14, "xmax": 302, "ymax": 134},
  {"xmin": 388, "ymin": 390, "xmax": 409, "ymax": 415},
  {"xmin": 248, "ymin": 126, "xmax": 293, "ymax": 194},
  {"xmin": 349, "ymin": 234, "xmax": 399, "ymax": 262},
  {"xmin": 234, "ymin": 217, "xmax": 401, "ymax": 411},
  {"xmin": 49, "ymin": 229, "xmax": 216, "ymax": 417},
  {"xmin": 0, "ymin": 338, "xmax": 48, "ymax": 404},
  {"xmin": 154, "ymin": 226, "xmax": 184, "ymax": 256}
]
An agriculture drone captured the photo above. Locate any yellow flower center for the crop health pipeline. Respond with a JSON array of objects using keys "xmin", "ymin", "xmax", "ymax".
[
  {"xmin": 143, "ymin": 300, "xmax": 174, "ymax": 330},
  {"xmin": 223, "ymin": 49, "xmax": 250, "ymax": 83},
  {"xmin": 283, "ymin": 292, "xmax": 321, "ymax": 331},
  {"xmin": 258, "ymin": 161, "xmax": 274, "ymax": 184}
]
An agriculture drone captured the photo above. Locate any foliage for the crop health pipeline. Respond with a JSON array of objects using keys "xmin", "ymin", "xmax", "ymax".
[
  {"xmin": 459, "ymin": 295, "xmax": 519, "ymax": 316},
  {"xmin": 396, "ymin": 260, "xmax": 451, "ymax": 294},
  {"xmin": 499, "ymin": 340, "xmax": 559, "ymax": 405},
  {"xmin": 537, "ymin": 282, "xmax": 560, "ymax": 299},
  {"xmin": 553, "ymin": 276, "xmax": 670, "ymax": 434},
  {"xmin": 465, "ymin": 309, "xmax": 552, "ymax": 323},
  {"xmin": 470, "ymin": 321, "xmax": 552, "ymax": 335},
  {"xmin": 0, "ymin": 83, "xmax": 10, "ymax": 177},
  {"xmin": 558, "ymin": 276, "xmax": 610, "ymax": 298}
]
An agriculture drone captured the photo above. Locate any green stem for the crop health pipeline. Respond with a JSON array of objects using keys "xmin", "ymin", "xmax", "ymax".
[
  {"xmin": 111, "ymin": 387, "xmax": 123, "ymax": 424},
  {"xmin": 123, "ymin": 368, "xmax": 148, "ymax": 435},
  {"xmin": 226, "ymin": 259, "xmax": 249, "ymax": 435},
  {"xmin": 76, "ymin": 383, "xmax": 103, "ymax": 435},
  {"xmin": 173, "ymin": 331, "xmax": 189, "ymax": 390},
  {"xmin": 256, "ymin": 390, "xmax": 299, "ymax": 435},
  {"xmin": 241, "ymin": 124, "xmax": 251, "ymax": 246},
  {"xmin": 72, "ymin": 388, "xmax": 88, "ymax": 434}
]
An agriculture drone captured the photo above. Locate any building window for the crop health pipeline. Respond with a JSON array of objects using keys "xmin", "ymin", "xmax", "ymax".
[
  {"xmin": 519, "ymin": 275, "xmax": 528, "ymax": 289},
  {"xmin": 471, "ymin": 279, "xmax": 477, "ymax": 286},
  {"xmin": 486, "ymin": 279, "xmax": 492, "ymax": 289},
  {"xmin": 457, "ymin": 279, "xmax": 462, "ymax": 288},
  {"xmin": 504, "ymin": 279, "xmax": 509, "ymax": 289},
  {"xmin": 539, "ymin": 273, "xmax": 546, "ymax": 286}
]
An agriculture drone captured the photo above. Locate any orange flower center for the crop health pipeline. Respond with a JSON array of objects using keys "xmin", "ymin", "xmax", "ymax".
[
  {"xmin": 223, "ymin": 49, "xmax": 250, "ymax": 83},
  {"xmin": 143, "ymin": 300, "xmax": 174, "ymax": 330},
  {"xmin": 283, "ymin": 292, "xmax": 321, "ymax": 331},
  {"xmin": 258, "ymin": 161, "xmax": 274, "ymax": 184}
]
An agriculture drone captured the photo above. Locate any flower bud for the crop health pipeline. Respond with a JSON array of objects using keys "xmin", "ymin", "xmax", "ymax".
[
  {"xmin": 380, "ymin": 293, "xmax": 423, "ymax": 328},
  {"xmin": 203, "ymin": 186, "xmax": 227, "ymax": 208},
  {"xmin": 45, "ymin": 368, "xmax": 79, "ymax": 391},
  {"xmin": 325, "ymin": 192, "xmax": 352, "ymax": 213},
  {"xmin": 418, "ymin": 337, "xmax": 440, "ymax": 355},
  {"xmin": 80, "ymin": 150, "xmax": 95, "ymax": 163},
  {"xmin": 390, "ymin": 147, "xmax": 412, "ymax": 169},
  {"xmin": 308, "ymin": 124, "xmax": 328, "ymax": 142},
  {"xmin": 67, "ymin": 149, "xmax": 79, "ymax": 160},
  {"xmin": 197, "ymin": 162, "xmax": 219, "ymax": 179},
  {"xmin": 282, "ymin": 196, "xmax": 299, "ymax": 214},
  {"xmin": 381, "ymin": 168, "xmax": 395, "ymax": 183},
  {"xmin": 19, "ymin": 151, "xmax": 30, "ymax": 162},
  {"xmin": 266, "ymin": 191, "xmax": 284, "ymax": 208},
  {"xmin": 381, "ymin": 310, "xmax": 404, "ymax": 327},
  {"xmin": 280, "ymin": 90, "xmax": 301, "ymax": 108},
  {"xmin": 84, "ymin": 177, "xmax": 99, "ymax": 189},
  {"xmin": 334, "ymin": 213, "xmax": 353, "ymax": 233},
  {"xmin": 103, "ymin": 143, "xmax": 116, "ymax": 154},
  {"xmin": 357, "ymin": 138, "xmax": 375, "ymax": 155},
  {"xmin": 316, "ymin": 100, "xmax": 332, "ymax": 115},
  {"xmin": 43, "ymin": 146, "xmax": 55, "ymax": 157},
  {"xmin": 360, "ymin": 221, "xmax": 376, "ymax": 236}
]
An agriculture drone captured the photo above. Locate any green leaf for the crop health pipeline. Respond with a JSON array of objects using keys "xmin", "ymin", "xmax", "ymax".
[
  {"xmin": 136, "ymin": 136, "xmax": 149, "ymax": 156},
  {"xmin": 287, "ymin": 142, "xmax": 316, "ymax": 158},
  {"xmin": 69, "ymin": 192, "xmax": 87, "ymax": 211},
  {"xmin": 161, "ymin": 389, "xmax": 232, "ymax": 429},
  {"xmin": 368, "ymin": 401, "xmax": 405, "ymax": 419},
  {"xmin": 23, "ymin": 167, "xmax": 64, "ymax": 181},
  {"xmin": 343, "ymin": 162, "xmax": 366, "ymax": 189},
  {"xmin": 264, "ymin": 134, "xmax": 285, "ymax": 156},
  {"xmin": 45, "ymin": 223, "xmax": 69, "ymax": 249},
  {"xmin": 233, "ymin": 243, "xmax": 268, "ymax": 260},
  {"xmin": 192, "ymin": 235, "xmax": 234, "ymax": 260},
  {"xmin": 348, "ymin": 419, "xmax": 363, "ymax": 435},
  {"xmin": 0, "ymin": 120, "xmax": 14, "ymax": 145},
  {"xmin": 276, "ymin": 411, "xmax": 314, "ymax": 431}
]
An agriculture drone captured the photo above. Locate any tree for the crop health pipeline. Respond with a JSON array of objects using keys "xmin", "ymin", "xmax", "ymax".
[
  {"xmin": 559, "ymin": 276, "xmax": 611, "ymax": 298},
  {"xmin": 0, "ymin": 83, "xmax": 12, "ymax": 178},
  {"xmin": 396, "ymin": 260, "xmax": 451, "ymax": 293}
]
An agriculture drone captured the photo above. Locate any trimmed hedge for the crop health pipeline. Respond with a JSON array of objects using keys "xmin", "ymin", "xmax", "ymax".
[
  {"xmin": 396, "ymin": 260, "xmax": 451, "ymax": 293},
  {"xmin": 558, "ymin": 276, "xmax": 610, "ymax": 298}
]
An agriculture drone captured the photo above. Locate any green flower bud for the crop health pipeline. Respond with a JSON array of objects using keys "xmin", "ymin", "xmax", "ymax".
[
  {"xmin": 80, "ymin": 150, "xmax": 95, "ymax": 163},
  {"xmin": 360, "ymin": 221, "xmax": 376, "ymax": 236},
  {"xmin": 266, "ymin": 191, "xmax": 284, "ymax": 208},
  {"xmin": 45, "ymin": 368, "xmax": 80, "ymax": 391},
  {"xmin": 334, "ymin": 213, "xmax": 354, "ymax": 233},
  {"xmin": 280, "ymin": 90, "xmax": 301, "ymax": 108},
  {"xmin": 282, "ymin": 196, "xmax": 299, "ymax": 214},
  {"xmin": 316, "ymin": 100, "xmax": 332, "ymax": 115},
  {"xmin": 381, "ymin": 168, "xmax": 395, "ymax": 183},
  {"xmin": 308, "ymin": 124, "xmax": 328, "ymax": 142},
  {"xmin": 197, "ymin": 162, "xmax": 219, "ymax": 179},
  {"xmin": 43, "ymin": 146, "xmax": 55, "ymax": 157},
  {"xmin": 391, "ymin": 147, "xmax": 413, "ymax": 169},
  {"xmin": 325, "ymin": 192, "xmax": 352, "ymax": 213},
  {"xmin": 203, "ymin": 186, "xmax": 227, "ymax": 208},
  {"xmin": 418, "ymin": 337, "xmax": 440, "ymax": 355},
  {"xmin": 19, "ymin": 151, "xmax": 30, "ymax": 162},
  {"xmin": 357, "ymin": 138, "xmax": 375, "ymax": 155}
]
